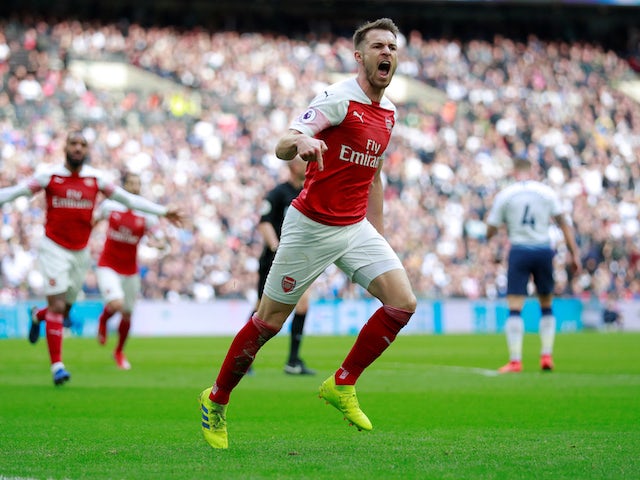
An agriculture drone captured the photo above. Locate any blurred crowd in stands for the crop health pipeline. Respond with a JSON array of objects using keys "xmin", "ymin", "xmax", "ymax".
[{"xmin": 1, "ymin": 17, "xmax": 639, "ymax": 305}]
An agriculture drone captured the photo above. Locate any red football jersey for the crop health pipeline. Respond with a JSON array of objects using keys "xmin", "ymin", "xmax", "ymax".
[
  {"xmin": 290, "ymin": 77, "xmax": 396, "ymax": 226},
  {"xmin": 95, "ymin": 199, "xmax": 158, "ymax": 275},
  {"xmin": 27, "ymin": 164, "xmax": 115, "ymax": 250}
]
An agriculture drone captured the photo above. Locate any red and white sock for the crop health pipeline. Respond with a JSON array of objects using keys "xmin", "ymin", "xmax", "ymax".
[
  {"xmin": 116, "ymin": 313, "xmax": 131, "ymax": 353},
  {"xmin": 99, "ymin": 304, "xmax": 116, "ymax": 329},
  {"xmin": 45, "ymin": 311, "xmax": 65, "ymax": 364},
  {"xmin": 36, "ymin": 307, "xmax": 48, "ymax": 322},
  {"xmin": 209, "ymin": 314, "xmax": 279, "ymax": 404},
  {"xmin": 335, "ymin": 305, "xmax": 413, "ymax": 385}
]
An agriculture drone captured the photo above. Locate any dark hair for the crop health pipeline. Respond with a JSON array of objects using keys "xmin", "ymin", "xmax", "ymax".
[
  {"xmin": 353, "ymin": 18, "xmax": 399, "ymax": 50},
  {"xmin": 66, "ymin": 130, "xmax": 87, "ymax": 144},
  {"xmin": 513, "ymin": 157, "xmax": 532, "ymax": 171}
]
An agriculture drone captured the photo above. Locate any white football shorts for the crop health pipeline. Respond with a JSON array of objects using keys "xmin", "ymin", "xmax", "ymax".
[
  {"xmin": 96, "ymin": 266, "xmax": 141, "ymax": 312},
  {"xmin": 37, "ymin": 235, "xmax": 91, "ymax": 301},
  {"xmin": 264, "ymin": 206, "xmax": 404, "ymax": 304}
]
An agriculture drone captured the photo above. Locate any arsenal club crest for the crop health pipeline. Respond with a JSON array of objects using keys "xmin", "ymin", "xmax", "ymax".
[
  {"xmin": 385, "ymin": 116, "xmax": 394, "ymax": 133},
  {"xmin": 281, "ymin": 276, "xmax": 296, "ymax": 293}
]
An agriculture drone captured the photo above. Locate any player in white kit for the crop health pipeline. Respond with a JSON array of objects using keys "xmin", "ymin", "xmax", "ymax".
[
  {"xmin": 199, "ymin": 18, "xmax": 417, "ymax": 449},
  {"xmin": 0, "ymin": 130, "xmax": 182, "ymax": 385},
  {"xmin": 486, "ymin": 157, "xmax": 581, "ymax": 373}
]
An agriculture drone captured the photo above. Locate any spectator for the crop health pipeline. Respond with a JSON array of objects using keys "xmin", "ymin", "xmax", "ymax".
[{"xmin": 0, "ymin": 17, "xmax": 638, "ymax": 305}]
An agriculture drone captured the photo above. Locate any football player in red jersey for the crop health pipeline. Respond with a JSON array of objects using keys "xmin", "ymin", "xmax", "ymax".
[
  {"xmin": 199, "ymin": 18, "xmax": 417, "ymax": 449},
  {"xmin": 0, "ymin": 130, "xmax": 182, "ymax": 385},
  {"xmin": 93, "ymin": 171, "xmax": 171, "ymax": 371}
]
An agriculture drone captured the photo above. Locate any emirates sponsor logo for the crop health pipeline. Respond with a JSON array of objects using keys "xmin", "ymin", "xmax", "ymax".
[
  {"xmin": 338, "ymin": 145, "xmax": 381, "ymax": 168},
  {"xmin": 281, "ymin": 276, "xmax": 296, "ymax": 293},
  {"xmin": 108, "ymin": 227, "xmax": 140, "ymax": 245},
  {"xmin": 53, "ymin": 189, "xmax": 93, "ymax": 209},
  {"xmin": 52, "ymin": 196, "xmax": 93, "ymax": 209},
  {"xmin": 337, "ymin": 138, "xmax": 384, "ymax": 168}
]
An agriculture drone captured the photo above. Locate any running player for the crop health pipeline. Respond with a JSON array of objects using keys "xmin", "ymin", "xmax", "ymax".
[
  {"xmin": 0, "ymin": 130, "xmax": 182, "ymax": 385},
  {"xmin": 199, "ymin": 18, "xmax": 416, "ymax": 449}
]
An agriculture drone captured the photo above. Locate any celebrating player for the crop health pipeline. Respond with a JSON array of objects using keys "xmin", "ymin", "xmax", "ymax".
[
  {"xmin": 0, "ymin": 130, "xmax": 182, "ymax": 385},
  {"xmin": 199, "ymin": 18, "xmax": 416, "ymax": 449}
]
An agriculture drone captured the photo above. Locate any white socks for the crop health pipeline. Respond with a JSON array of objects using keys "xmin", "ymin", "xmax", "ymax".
[
  {"xmin": 50, "ymin": 361, "xmax": 65, "ymax": 373},
  {"xmin": 505, "ymin": 316, "xmax": 524, "ymax": 362},
  {"xmin": 539, "ymin": 315, "xmax": 556, "ymax": 356}
]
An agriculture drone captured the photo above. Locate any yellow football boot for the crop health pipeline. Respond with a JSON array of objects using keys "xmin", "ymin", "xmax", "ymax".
[
  {"xmin": 319, "ymin": 375, "xmax": 372, "ymax": 431},
  {"xmin": 199, "ymin": 387, "xmax": 228, "ymax": 449}
]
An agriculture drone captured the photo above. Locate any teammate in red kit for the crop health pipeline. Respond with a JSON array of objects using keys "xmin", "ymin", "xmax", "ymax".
[
  {"xmin": 0, "ymin": 130, "xmax": 182, "ymax": 385},
  {"xmin": 93, "ymin": 171, "xmax": 170, "ymax": 370},
  {"xmin": 199, "ymin": 18, "xmax": 417, "ymax": 449}
]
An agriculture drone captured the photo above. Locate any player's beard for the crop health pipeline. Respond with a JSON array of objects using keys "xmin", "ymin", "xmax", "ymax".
[{"xmin": 66, "ymin": 154, "xmax": 86, "ymax": 170}]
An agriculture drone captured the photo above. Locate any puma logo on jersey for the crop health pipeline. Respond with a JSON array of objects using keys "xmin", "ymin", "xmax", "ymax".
[{"xmin": 352, "ymin": 111, "xmax": 365, "ymax": 123}]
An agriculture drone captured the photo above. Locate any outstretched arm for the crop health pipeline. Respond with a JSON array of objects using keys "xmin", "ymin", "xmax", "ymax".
[
  {"xmin": 109, "ymin": 187, "xmax": 183, "ymax": 226},
  {"xmin": 0, "ymin": 184, "xmax": 34, "ymax": 206}
]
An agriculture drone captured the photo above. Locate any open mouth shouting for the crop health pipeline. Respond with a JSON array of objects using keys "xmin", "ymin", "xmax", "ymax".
[{"xmin": 378, "ymin": 60, "xmax": 392, "ymax": 79}]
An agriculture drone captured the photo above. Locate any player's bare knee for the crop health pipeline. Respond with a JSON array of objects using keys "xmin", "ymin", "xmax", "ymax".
[
  {"xmin": 394, "ymin": 291, "xmax": 417, "ymax": 314},
  {"xmin": 110, "ymin": 299, "xmax": 124, "ymax": 312},
  {"xmin": 48, "ymin": 298, "xmax": 67, "ymax": 314}
]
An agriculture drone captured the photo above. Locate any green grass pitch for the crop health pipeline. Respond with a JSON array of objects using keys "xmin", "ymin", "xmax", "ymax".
[{"xmin": 1, "ymin": 332, "xmax": 639, "ymax": 479}]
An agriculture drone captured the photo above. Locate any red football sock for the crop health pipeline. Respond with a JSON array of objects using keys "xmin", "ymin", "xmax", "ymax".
[
  {"xmin": 99, "ymin": 304, "xmax": 116, "ymax": 328},
  {"xmin": 335, "ymin": 305, "xmax": 413, "ymax": 385},
  {"xmin": 36, "ymin": 307, "xmax": 47, "ymax": 322},
  {"xmin": 210, "ymin": 314, "xmax": 279, "ymax": 404},
  {"xmin": 116, "ymin": 313, "xmax": 131, "ymax": 352},
  {"xmin": 45, "ymin": 311, "xmax": 65, "ymax": 364}
]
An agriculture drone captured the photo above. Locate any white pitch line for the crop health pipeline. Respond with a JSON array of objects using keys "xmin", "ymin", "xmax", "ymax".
[
  {"xmin": 432, "ymin": 365, "xmax": 501, "ymax": 377},
  {"xmin": 377, "ymin": 363, "xmax": 501, "ymax": 377}
]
